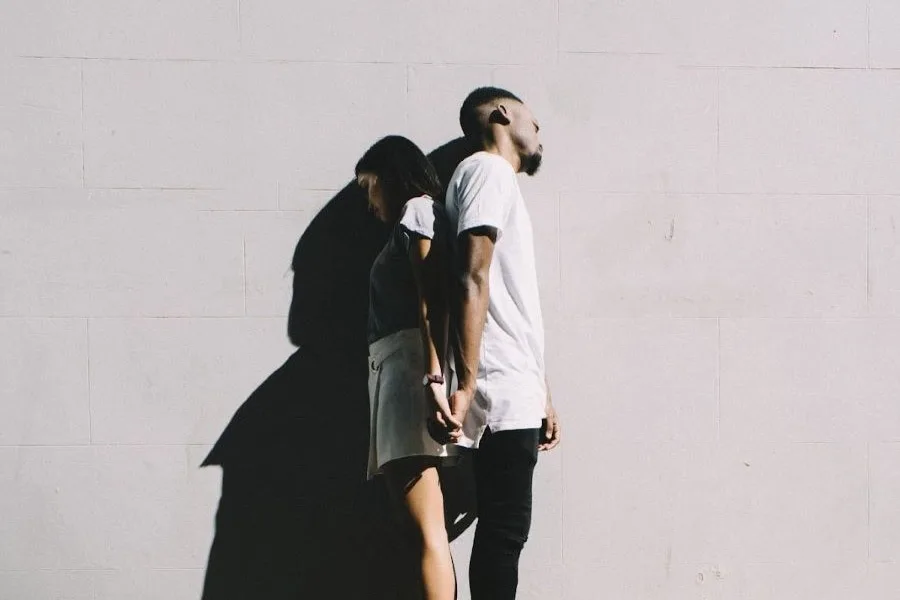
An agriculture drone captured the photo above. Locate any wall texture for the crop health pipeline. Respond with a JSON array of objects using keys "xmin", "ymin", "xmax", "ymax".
[{"xmin": 2, "ymin": 1, "xmax": 899, "ymax": 599}]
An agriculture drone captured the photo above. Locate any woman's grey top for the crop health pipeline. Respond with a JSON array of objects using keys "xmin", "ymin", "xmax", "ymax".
[{"xmin": 367, "ymin": 195, "xmax": 448, "ymax": 345}]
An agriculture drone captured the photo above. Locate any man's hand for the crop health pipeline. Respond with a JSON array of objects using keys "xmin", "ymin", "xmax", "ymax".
[
  {"xmin": 426, "ymin": 383, "xmax": 462, "ymax": 444},
  {"xmin": 539, "ymin": 395, "xmax": 560, "ymax": 452}
]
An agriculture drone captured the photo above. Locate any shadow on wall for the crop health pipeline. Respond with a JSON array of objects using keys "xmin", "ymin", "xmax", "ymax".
[{"xmin": 199, "ymin": 138, "xmax": 477, "ymax": 600}]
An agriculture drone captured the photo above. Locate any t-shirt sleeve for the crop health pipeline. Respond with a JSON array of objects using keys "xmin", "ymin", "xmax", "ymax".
[
  {"xmin": 398, "ymin": 196, "xmax": 437, "ymax": 252},
  {"xmin": 453, "ymin": 158, "xmax": 514, "ymax": 238}
]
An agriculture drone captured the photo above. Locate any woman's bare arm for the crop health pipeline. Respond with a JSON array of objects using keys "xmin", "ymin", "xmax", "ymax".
[
  {"xmin": 408, "ymin": 236, "xmax": 448, "ymax": 376},
  {"xmin": 409, "ymin": 234, "xmax": 462, "ymax": 438}
]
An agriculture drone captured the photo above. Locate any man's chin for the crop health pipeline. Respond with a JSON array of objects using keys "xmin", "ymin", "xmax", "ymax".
[{"xmin": 524, "ymin": 156, "xmax": 542, "ymax": 176}]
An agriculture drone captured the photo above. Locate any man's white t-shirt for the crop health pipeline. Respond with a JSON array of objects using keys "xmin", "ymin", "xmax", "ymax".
[{"xmin": 445, "ymin": 151, "xmax": 547, "ymax": 448}]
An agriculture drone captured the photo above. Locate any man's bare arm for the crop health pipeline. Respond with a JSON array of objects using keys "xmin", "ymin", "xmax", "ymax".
[{"xmin": 449, "ymin": 227, "xmax": 497, "ymax": 422}]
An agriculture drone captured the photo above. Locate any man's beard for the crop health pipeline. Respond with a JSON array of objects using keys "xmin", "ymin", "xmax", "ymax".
[{"xmin": 522, "ymin": 151, "xmax": 542, "ymax": 176}]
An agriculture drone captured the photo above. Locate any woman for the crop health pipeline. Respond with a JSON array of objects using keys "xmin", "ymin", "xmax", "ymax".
[{"xmin": 356, "ymin": 135, "xmax": 460, "ymax": 600}]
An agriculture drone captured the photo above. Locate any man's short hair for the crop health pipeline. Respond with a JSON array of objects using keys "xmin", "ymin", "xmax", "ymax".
[{"xmin": 459, "ymin": 86, "xmax": 523, "ymax": 140}]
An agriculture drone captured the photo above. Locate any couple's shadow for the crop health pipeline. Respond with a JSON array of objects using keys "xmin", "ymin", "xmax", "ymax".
[{"xmin": 200, "ymin": 138, "xmax": 476, "ymax": 600}]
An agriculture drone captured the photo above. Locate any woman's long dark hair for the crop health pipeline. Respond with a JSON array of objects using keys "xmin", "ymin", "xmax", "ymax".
[{"xmin": 355, "ymin": 136, "xmax": 443, "ymax": 216}]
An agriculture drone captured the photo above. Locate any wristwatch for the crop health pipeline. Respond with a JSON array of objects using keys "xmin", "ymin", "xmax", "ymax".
[{"xmin": 422, "ymin": 374, "xmax": 445, "ymax": 387}]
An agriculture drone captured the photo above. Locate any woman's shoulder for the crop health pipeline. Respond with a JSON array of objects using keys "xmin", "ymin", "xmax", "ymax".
[
  {"xmin": 397, "ymin": 194, "xmax": 449, "ymax": 240},
  {"xmin": 401, "ymin": 194, "xmax": 446, "ymax": 219},
  {"xmin": 403, "ymin": 193, "xmax": 435, "ymax": 209}
]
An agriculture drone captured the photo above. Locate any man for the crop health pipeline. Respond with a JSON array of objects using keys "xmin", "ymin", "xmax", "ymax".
[{"xmin": 431, "ymin": 86, "xmax": 561, "ymax": 600}]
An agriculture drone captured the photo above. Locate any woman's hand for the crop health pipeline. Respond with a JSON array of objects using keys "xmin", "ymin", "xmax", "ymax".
[{"xmin": 426, "ymin": 382, "xmax": 462, "ymax": 444}]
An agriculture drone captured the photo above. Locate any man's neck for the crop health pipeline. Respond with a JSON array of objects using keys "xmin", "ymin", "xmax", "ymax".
[{"xmin": 482, "ymin": 136, "xmax": 521, "ymax": 174}]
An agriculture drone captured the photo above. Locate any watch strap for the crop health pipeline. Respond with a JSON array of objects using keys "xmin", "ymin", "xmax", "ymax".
[{"xmin": 423, "ymin": 373, "xmax": 445, "ymax": 386}]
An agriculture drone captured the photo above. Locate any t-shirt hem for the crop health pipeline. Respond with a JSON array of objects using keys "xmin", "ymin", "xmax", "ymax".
[
  {"xmin": 486, "ymin": 418, "xmax": 544, "ymax": 432},
  {"xmin": 454, "ymin": 418, "xmax": 544, "ymax": 449}
]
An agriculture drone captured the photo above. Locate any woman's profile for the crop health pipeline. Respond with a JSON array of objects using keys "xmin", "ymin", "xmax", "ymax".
[{"xmin": 356, "ymin": 135, "xmax": 459, "ymax": 600}]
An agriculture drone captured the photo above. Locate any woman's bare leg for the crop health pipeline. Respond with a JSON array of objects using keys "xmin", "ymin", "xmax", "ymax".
[{"xmin": 383, "ymin": 458, "xmax": 455, "ymax": 600}]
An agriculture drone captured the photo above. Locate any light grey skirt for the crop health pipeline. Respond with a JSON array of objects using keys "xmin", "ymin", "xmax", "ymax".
[{"xmin": 367, "ymin": 328, "xmax": 457, "ymax": 479}]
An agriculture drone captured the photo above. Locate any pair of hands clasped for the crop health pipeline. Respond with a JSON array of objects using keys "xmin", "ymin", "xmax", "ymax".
[
  {"xmin": 425, "ymin": 383, "xmax": 561, "ymax": 451},
  {"xmin": 424, "ymin": 383, "xmax": 467, "ymax": 445}
]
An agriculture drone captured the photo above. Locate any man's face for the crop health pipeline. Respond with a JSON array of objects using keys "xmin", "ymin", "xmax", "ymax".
[{"xmin": 511, "ymin": 102, "xmax": 543, "ymax": 176}]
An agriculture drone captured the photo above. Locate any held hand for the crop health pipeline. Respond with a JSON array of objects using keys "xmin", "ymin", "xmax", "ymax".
[
  {"xmin": 539, "ymin": 400, "xmax": 560, "ymax": 452},
  {"xmin": 448, "ymin": 388, "xmax": 474, "ymax": 433},
  {"xmin": 426, "ymin": 382, "xmax": 462, "ymax": 444}
]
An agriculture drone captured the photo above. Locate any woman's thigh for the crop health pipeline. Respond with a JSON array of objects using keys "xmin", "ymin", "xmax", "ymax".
[{"xmin": 383, "ymin": 456, "xmax": 447, "ymax": 539}]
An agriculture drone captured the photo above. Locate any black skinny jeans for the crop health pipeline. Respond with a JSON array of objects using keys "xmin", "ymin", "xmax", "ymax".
[{"xmin": 469, "ymin": 427, "xmax": 540, "ymax": 600}]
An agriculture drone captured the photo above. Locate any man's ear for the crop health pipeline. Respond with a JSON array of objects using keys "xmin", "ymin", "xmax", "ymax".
[{"xmin": 488, "ymin": 104, "xmax": 512, "ymax": 126}]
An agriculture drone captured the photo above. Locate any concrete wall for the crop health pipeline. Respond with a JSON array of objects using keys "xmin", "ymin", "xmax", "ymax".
[{"xmin": 2, "ymin": 1, "xmax": 899, "ymax": 598}]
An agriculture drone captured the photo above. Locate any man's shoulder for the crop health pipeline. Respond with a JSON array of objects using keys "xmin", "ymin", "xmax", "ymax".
[{"xmin": 450, "ymin": 151, "xmax": 512, "ymax": 185}]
